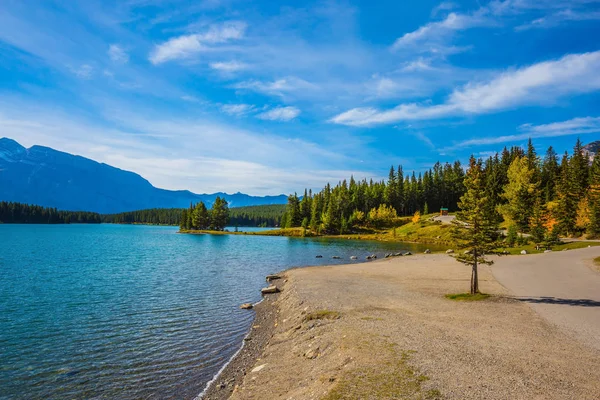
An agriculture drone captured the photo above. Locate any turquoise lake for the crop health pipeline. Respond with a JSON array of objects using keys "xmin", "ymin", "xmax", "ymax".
[{"xmin": 0, "ymin": 224, "xmax": 440, "ymax": 399}]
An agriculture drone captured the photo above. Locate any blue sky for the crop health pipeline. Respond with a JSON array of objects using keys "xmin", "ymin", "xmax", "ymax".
[{"xmin": 1, "ymin": 0, "xmax": 600, "ymax": 195}]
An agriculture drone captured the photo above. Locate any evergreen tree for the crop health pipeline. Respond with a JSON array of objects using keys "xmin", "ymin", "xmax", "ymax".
[
  {"xmin": 192, "ymin": 202, "xmax": 210, "ymax": 230},
  {"xmin": 541, "ymin": 146, "xmax": 559, "ymax": 202},
  {"xmin": 452, "ymin": 156, "xmax": 500, "ymax": 294},
  {"xmin": 180, "ymin": 209, "xmax": 188, "ymax": 230},
  {"xmin": 286, "ymin": 194, "xmax": 301, "ymax": 228},
  {"xmin": 556, "ymin": 152, "xmax": 577, "ymax": 235},
  {"xmin": 210, "ymin": 197, "xmax": 229, "ymax": 231},
  {"xmin": 570, "ymin": 138, "xmax": 590, "ymax": 201},
  {"xmin": 588, "ymin": 155, "xmax": 600, "ymax": 237}
]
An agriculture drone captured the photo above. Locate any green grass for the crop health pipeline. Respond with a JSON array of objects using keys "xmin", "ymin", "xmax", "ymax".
[
  {"xmin": 499, "ymin": 241, "xmax": 600, "ymax": 255},
  {"xmin": 303, "ymin": 310, "xmax": 341, "ymax": 322},
  {"xmin": 445, "ymin": 292, "xmax": 491, "ymax": 301},
  {"xmin": 594, "ymin": 256, "xmax": 600, "ymax": 266}
]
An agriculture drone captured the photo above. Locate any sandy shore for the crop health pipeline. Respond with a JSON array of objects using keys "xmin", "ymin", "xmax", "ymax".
[{"xmin": 204, "ymin": 250, "xmax": 600, "ymax": 400}]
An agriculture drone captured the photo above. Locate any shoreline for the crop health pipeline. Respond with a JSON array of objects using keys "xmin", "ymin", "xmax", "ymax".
[
  {"xmin": 209, "ymin": 249, "xmax": 600, "ymax": 399},
  {"xmin": 199, "ymin": 281, "xmax": 284, "ymax": 400}
]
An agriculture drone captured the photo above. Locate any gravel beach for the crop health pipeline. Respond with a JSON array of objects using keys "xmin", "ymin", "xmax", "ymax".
[{"xmin": 206, "ymin": 249, "xmax": 600, "ymax": 399}]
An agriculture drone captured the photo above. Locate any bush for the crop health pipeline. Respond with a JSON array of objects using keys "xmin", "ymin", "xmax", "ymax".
[{"xmin": 368, "ymin": 204, "xmax": 398, "ymax": 228}]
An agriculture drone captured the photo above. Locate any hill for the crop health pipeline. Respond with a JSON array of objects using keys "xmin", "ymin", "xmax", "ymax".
[{"xmin": 0, "ymin": 138, "xmax": 287, "ymax": 214}]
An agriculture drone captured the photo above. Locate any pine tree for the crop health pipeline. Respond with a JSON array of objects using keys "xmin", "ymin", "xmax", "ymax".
[
  {"xmin": 179, "ymin": 209, "xmax": 188, "ymax": 231},
  {"xmin": 210, "ymin": 197, "xmax": 229, "ymax": 231},
  {"xmin": 192, "ymin": 202, "xmax": 209, "ymax": 230},
  {"xmin": 588, "ymin": 155, "xmax": 600, "ymax": 237},
  {"xmin": 570, "ymin": 138, "xmax": 590, "ymax": 201},
  {"xmin": 452, "ymin": 156, "xmax": 500, "ymax": 294},
  {"xmin": 541, "ymin": 146, "xmax": 559, "ymax": 202},
  {"xmin": 529, "ymin": 199, "xmax": 547, "ymax": 245},
  {"xmin": 556, "ymin": 152, "xmax": 577, "ymax": 235}
]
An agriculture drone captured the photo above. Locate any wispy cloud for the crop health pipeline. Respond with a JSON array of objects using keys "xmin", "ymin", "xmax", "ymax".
[
  {"xmin": 431, "ymin": 2, "xmax": 458, "ymax": 17},
  {"xmin": 442, "ymin": 116, "xmax": 600, "ymax": 151},
  {"xmin": 391, "ymin": 12, "xmax": 491, "ymax": 54},
  {"xmin": 515, "ymin": 9, "xmax": 600, "ymax": 30},
  {"xmin": 234, "ymin": 77, "xmax": 319, "ymax": 98},
  {"xmin": 257, "ymin": 106, "xmax": 300, "ymax": 121},
  {"xmin": 108, "ymin": 44, "xmax": 128, "ymax": 63},
  {"xmin": 149, "ymin": 21, "xmax": 246, "ymax": 64},
  {"xmin": 220, "ymin": 103, "xmax": 255, "ymax": 116},
  {"xmin": 209, "ymin": 60, "xmax": 249, "ymax": 72},
  {"xmin": 331, "ymin": 51, "xmax": 600, "ymax": 126},
  {"xmin": 70, "ymin": 64, "xmax": 94, "ymax": 79}
]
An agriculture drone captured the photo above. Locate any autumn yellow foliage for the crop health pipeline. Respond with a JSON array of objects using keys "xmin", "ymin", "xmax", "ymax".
[{"xmin": 412, "ymin": 211, "xmax": 421, "ymax": 224}]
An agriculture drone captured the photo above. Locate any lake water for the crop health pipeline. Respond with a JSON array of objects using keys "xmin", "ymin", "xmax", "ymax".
[{"xmin": 0, "ymin": 224, "xmax": 440, "ymax": 399}]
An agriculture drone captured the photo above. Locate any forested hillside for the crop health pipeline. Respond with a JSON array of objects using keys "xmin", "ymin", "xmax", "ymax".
[
  {"xmin": 0, "ymin": 202, "xmax": 101, "ymax": 224},
  {"xmin": 102, "ymin": 208, "xmax": 182, "ymax": 225},
  {"xmin": 282, "ymin": 138, "xmax": 600, "ymax": 240}
]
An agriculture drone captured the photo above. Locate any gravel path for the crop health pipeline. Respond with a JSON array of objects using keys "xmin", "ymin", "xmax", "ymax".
[
  {"xmin": 491, "ymin": 247, "xmax": 600, "ymax": 350},
  {"xmin": 228, "ymin": 250, "xmax": 600, "ymax": 400}
]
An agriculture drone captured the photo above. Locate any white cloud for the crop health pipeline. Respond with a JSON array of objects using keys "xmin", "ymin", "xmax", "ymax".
[
  {"xmin": 331, "ymin": 51, "xmax": 600, "ymax": 126},
  {"xmin": 234, "ymin": 77, "xmax": 319, "ymax": 97},
  {"xmin": 391, "ymin": 12, "xmax": 491, "ymax": 52},
  {"xmin": 431, "ymin": 2, "xmax": 458, "ymax": 17},
  {"xmin": 221, "ymin": 103, "xmax": 255, "ymax": 116},
  {"xmin": 149, "ymin": 21, "xmax": 246, "ymax": 64},
  {"xmin": 209, "ymin": 60, "xmax": 248, "ymax": 72},
  {"xmin": 443, "ymin": 116, "xmax": 600, "ymax": 151},
  {"xmin": 108, "ymin": 44, "xmax": 128, "ymax": 63},
  {"xmin": 257, "ymin": 106, "xmax": 300, "ymax": 121},
  {"xmin": 400, "ymin": 58, "xmax": 435, "ymax": 72},
  {"xmin": 70, "ymin": 64, "xmax": 93, "ymax": 79},
  {"xmin": 0, "ymin": 97, "xmax": 363, "ymax": 195}
]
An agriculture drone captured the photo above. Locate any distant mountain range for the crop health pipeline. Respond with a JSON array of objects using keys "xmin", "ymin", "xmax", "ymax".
[{"xmin": 0, "ymin": 138, "xmax": 287, "ymax": 214}]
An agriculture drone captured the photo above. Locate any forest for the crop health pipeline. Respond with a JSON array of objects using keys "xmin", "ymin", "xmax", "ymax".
[
  {"xmin": 0, "ymin": 202, "xmax": 102, "ymax": 224},
  {"xmin": 102, "ymin": 208, "xmax": 182, "ymax": 225},
  {"xmin": 281, "ymin": 138, "xmax": 600, "ymax": 240},
  {"xmin": 0, "ymin": 201, "xmax": 285, "ymax": 227}
]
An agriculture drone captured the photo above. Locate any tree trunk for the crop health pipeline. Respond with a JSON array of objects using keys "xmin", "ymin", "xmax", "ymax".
[{"xmin": 471, "ymin": 248, "xmax": 479, "ymax": 294}]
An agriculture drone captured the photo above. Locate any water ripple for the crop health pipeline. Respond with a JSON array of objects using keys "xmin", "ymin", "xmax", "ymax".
[{"xmin": 0, "ymin": 224, "xmax": 441, "ymax": 399}]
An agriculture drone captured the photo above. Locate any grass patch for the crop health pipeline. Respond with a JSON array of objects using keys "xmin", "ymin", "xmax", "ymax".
[
  {"xmin": 321, "ymin": 349, "xmax": 441, "ymax": 400},
  {"xmin": 445, "ymin": 292, "xmax": 490, "ymax": 301},
  {"xmin": 303, "ymin": 310, "xmax": 341, "ymax": 322},
  {"xmin": 594, "ymin": 256, "xmax": 600, "ymax": 267},
  {"xmin": 499, "ymin": 241, "xmax": 600, "ymax": 255}
]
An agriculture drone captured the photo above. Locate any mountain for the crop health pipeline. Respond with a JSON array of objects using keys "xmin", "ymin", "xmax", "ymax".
[
  {"xmin": 583, "ymin": 140, "xmax": 599, "ymax": 162},
  {"xmin": 0, "ymin": 138, "xmax": 287, "ymax": 214}
]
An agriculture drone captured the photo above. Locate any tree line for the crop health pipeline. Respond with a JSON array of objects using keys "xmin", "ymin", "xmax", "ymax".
[
  {"xmin": 0, "ymin": 202, "xmax": 102, "ymax": 224},
  {"xmin": 281, "ymin": 159, "xmax": 466, "ymax": 234},
  {"xmin": 281, "ymin": 138, "xmax": 600, "ymax": 239},
  {"xmin": 0, "ymin": 201, "xmax": 286, "ymax": 228},
  {"xmin": 102, "ymin": 208, "xmax": 182, "ymax": 225},
  {"xmin": 179, "ymin": 196, "xmax": 230, "ymax": 231}
]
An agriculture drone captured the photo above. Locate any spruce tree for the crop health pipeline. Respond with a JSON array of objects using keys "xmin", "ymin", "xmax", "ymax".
[
  {"xmin": 192, "ymin": 202, "xmax": 209, "ymax": 230},
  {"xmin": 556, "ymin": 152, "xmax": 577, "ymax": 235},
  {"xmin": 452, "ymin": 156, "xmax": 500, "ymax": 294},
  {"xmin": 209, "ymin": 197, "xmax": 229, "ymax": 231},
  {"xmin": 588, "ymin": 155, "xmax": 600, "ymax": 237},
  {"xmin": 541, "ymin": 146, "xmax": 559, "ymax": 202}
]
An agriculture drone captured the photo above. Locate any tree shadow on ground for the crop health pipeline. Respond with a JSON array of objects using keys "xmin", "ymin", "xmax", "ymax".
[{"xmin": 514, "ymin": 296, "xmax": 600, "ymax": 307}]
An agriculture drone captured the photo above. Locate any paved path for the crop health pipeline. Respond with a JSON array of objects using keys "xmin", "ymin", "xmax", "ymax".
[
  {"xmin": 432, "ymin": 215, "xmax": 456, "ymax": 224},
  {"xmin": 491, "ymin": 247, "xmax": 600, "ymax": 350}
]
